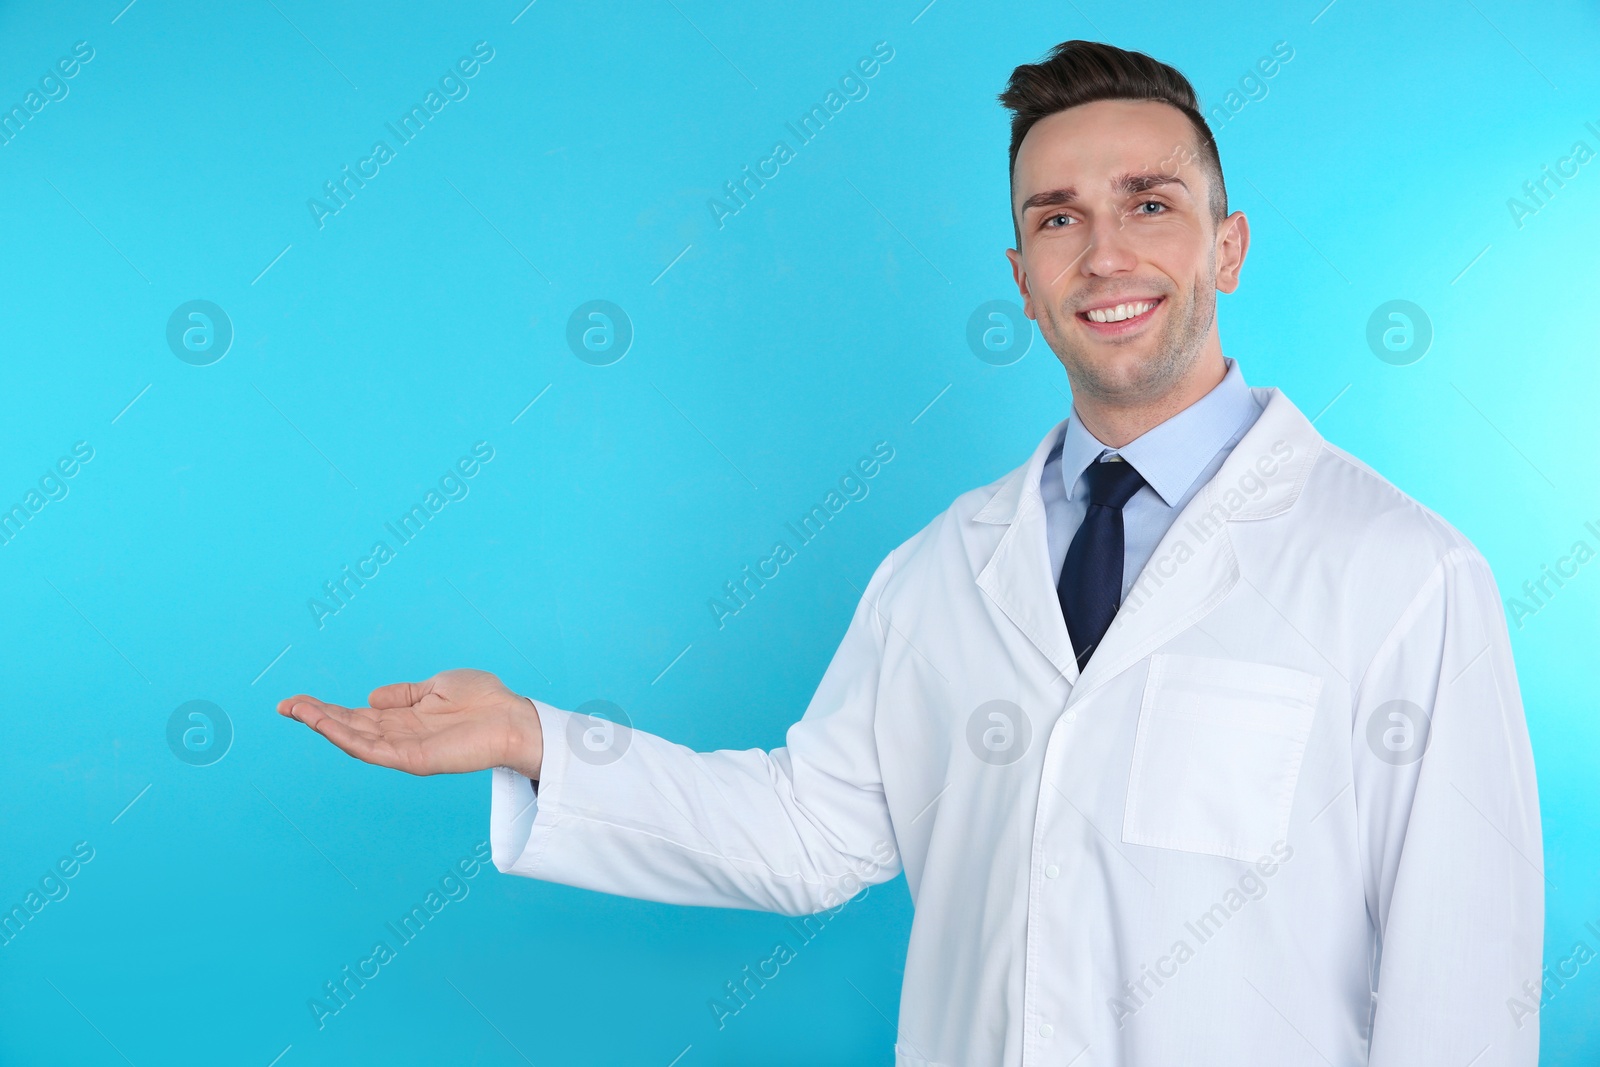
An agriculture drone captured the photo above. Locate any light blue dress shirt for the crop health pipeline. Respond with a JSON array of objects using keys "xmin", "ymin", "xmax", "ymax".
[{"xmin": 1043, "ymin": 356, "xmax": 1264, "ymax": 602}]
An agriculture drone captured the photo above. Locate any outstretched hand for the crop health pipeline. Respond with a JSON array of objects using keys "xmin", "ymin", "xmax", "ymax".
[{"xmin": 278, "ymin": 668, "xmax": 544, "ymax": 780}]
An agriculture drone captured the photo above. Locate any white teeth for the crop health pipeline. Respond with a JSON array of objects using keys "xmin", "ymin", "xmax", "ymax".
[{"xmin": 1085, "ymin": 300, "xmax": 1157, "ymax": 323}]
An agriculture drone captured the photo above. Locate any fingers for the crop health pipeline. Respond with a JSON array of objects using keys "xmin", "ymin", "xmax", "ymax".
[
  {"xmin": 278, "ymin": 695, "xmax": 329, "ymax": 724},
  {"xmin": 307, "ymin": 715, "xmax": 402, "ymax": 769},
  {"xmin": 279, "ymin": 699, "xmax": 419, "ymax": 772},
  {"xmin": 369, "ymin": 679, "xmax": 431, "ymax": 710},
  {"xmin": 278, "ymin": 694, "xmax": 365, "ymax": 721},
  {"xmin": 277, "ymin": 692, "xmax": 425, "ymax": 764},
  {"xmin": 282, "ymin": 697, "xmax": 380, "ymax": 736}
]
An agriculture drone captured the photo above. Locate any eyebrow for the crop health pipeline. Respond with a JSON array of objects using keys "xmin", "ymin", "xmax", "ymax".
[{"xmin": 1019, "ymin": 172, "xmax": 1190, "ymax": 213}]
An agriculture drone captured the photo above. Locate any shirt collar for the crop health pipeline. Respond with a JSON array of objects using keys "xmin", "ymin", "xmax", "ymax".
[{"xmin": 1059, "ymin": 356, "xmax": 1261, "ymax": 508}]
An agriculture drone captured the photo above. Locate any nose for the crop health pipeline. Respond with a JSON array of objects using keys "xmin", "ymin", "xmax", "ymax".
[{"xmin": 1076, "ymin": 212, "xmax": 1140, "ymax": 279}]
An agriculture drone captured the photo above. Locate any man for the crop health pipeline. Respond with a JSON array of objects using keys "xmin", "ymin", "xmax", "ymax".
[{"xmin": 280, "ymin": 40, "xmax": 1542, "ymax": 1066}]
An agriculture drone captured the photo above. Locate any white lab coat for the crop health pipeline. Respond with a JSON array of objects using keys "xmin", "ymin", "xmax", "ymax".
[{"xmin": 490, "ymin": 386, "xmax": 1542, "ymax": 1066}]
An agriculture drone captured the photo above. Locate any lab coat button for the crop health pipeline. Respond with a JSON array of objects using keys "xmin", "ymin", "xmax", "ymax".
[
  {"xmin": 1044, "ymin": 864, "xmax": 1060, "ymax": 878},
  {"xmin": 1064, "ymin": 711, "xmax": 1077, "ymax": 723},
  {"xmin": 1039, "ymin": 1023, "xmax": 1054, "ymax": 1038}
]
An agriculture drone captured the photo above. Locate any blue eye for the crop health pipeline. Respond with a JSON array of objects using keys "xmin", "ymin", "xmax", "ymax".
[{"xmin": 1137, "ymin": 200, "xmax": 1166, "ymax": 215}]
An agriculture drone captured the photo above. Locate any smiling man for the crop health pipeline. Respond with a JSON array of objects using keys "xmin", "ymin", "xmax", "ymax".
[{"xmin": 280, "ymin": 41, "xmax": 1542, "ymax": 1066}]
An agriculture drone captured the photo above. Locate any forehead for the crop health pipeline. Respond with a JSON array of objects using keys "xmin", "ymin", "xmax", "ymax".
[{"xmin": 1012, "ymin": 99, "xmax": 1201, "ymax": 202}]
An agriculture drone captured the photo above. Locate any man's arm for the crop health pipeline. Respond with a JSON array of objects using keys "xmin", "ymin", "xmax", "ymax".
[
  {"xmin": 1354, "ymin": 546, "xmax": 1543, "ymax": 1065},
  {"xmin": 280, "ymin": 554, "xmax": 903, "ymax": 917}
]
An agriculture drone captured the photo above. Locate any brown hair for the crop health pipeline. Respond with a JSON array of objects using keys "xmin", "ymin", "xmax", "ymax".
[{"xmin": 997, "ymin": 40, "xmax": 1226, "ymax": 246}]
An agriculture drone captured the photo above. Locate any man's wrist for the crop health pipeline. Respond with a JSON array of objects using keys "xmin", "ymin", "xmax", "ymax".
[{"xmin": 505, "ymin": 696, "xmax": 545, "ymax": 782}]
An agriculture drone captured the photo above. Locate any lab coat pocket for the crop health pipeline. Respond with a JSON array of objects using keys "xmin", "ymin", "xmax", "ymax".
[{"xmin": 1122, "ymin": 653, "xmax": 1322, "ymax": 862}]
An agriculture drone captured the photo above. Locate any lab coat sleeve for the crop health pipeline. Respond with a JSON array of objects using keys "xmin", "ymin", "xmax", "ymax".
[
  {"xmin": 487, "ymin": 554, "xmax": 903, "ymax": 917},
  {"xmin": 1355, "ymin": 546, "xmax": 1543, "ymax": 1065}
]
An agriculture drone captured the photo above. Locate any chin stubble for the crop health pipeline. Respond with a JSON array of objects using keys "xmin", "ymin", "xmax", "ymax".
[{"xmin": 1043, "ymin": 265, "xmax": 1217, "ymax": 406}]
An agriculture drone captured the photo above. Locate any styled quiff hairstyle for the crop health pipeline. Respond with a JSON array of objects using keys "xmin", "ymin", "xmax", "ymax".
[{"xmin": 998, "ymin": 40, "xmax": 1227, "ymax": 247}]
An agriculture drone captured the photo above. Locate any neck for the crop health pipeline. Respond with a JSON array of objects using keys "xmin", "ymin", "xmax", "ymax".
[{"xmin": 1070, "ymin": 346, "xmax": 1227, "ymax": 448}]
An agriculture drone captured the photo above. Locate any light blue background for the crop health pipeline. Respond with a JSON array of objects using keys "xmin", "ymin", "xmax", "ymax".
[{"xmin": 2, "ymin": 0, "xmax": 1596, "ymax": 1063}]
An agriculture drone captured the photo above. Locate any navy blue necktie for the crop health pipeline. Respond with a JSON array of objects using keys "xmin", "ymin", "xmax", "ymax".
[{"xmin": 1058, "ymin": 457, "xmax": 1147, "ymax": 671}]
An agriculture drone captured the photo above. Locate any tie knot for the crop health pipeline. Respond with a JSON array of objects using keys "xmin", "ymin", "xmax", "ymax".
[{"xmin": 1083, "ymin": 457, "xmax": 1147, "ymax": 509}]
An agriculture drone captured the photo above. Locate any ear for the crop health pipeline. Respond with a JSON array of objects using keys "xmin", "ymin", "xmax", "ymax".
[
  {"xmin": 1214, "ymin": 210, "xmax": 1250, "ymax": 294},
  {"xmin": 1004, "ymin": 246, "xmax": 1036, "ymax": 319}
]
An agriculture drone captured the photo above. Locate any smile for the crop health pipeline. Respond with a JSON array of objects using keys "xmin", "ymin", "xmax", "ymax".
[
  {"xmin": 1078, "ymin": 298, "xmax": 1162, "ymax": 325},
  {"xmin": 1075, "ymin": 295, "xmax": 1164, "ymax": 337}
]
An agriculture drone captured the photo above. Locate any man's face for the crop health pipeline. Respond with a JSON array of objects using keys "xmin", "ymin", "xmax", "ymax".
[{"xmin": 1005, "ymin": 99, "xmax": 1247, "ymax": 408}]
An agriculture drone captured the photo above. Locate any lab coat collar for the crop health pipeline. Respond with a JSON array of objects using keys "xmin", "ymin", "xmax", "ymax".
[
  {"xmin": 971, "ymin": 385, "xmax": 1325, "ymax": 691},
  {"xmin": 973, "ymin": 384, "xmax": 1321, "ymax": 526}
]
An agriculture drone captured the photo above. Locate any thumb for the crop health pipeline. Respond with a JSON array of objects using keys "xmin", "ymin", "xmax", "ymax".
[{"xmin": 369, "ymin": 678, "xmax": 433, "ymax": 709}]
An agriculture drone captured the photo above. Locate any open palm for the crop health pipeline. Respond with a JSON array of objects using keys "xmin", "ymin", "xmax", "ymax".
[{"xmin": 277, "ymin": 668, "xmax": 542, "ymax": 778}]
